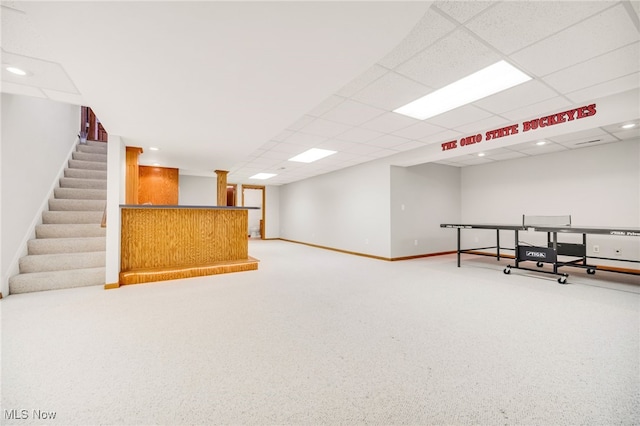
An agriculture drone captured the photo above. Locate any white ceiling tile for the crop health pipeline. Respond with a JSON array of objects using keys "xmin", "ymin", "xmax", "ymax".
[
  {"xmin": 269, "ymin": 142, "xmax": 309, "ymax": 154},
  {"xmin": 434, "ymin": 1, "xmax": 496, "ymax": 24},
  {"xmin": 367, "ymin": 148, "xmax": 397, "ymax": 158},
  {"xmin": 458, "ymin": 157, "xmax": 494, "ymax": 165},
  {"xmin": 474, "ymin": 80, "xmax": 559, "ymax": 114},
  {"xmin": 258, "ymin": 141, "xmax": 278, "ymax": 150},
  {"xmin": 512, "ymin": 143, "xmax": 568, "ymax": 155},
  {"xmin": 543, "ymin": 43, "xmax": 640, "ymax": 94},
  {"xmin": 316, "ymin": 139, "xmax": 361, "ymax": 152},
  {"xmin": 259, "ymin": 150, "xmax": 290, "ymax": 160},
  {"xmin": 378, "ymin": 8, "xmax": 457, "ymax": 69},
  {"xmin": 351, "ymin": 71, "xmax": 431, "ymax": 111},
  {"xmin": 396, "ymin": 28, "xmax": 501, "ymax": 89},
  {"xmin": 610, "ymin": 127, "xmax": 640, "ymax": 141},
  {"xmin": 511, "ymin": 5, "xmax": 639, "ymax": 76},
  {"xmin": 272, "ymin": 129, "xmax": 295, "ymax": 142},
  {"xmin": 361, "ymin": 111, "xmax": 419, "ymax": 133},
  {"xmin": 321, "ymin": 99, "xmax": 386, "ymax": 126},
  {"xmin": 393, "ymin": 140, "xmax": 428, "ymax": 152},
  {"xmin": 342, "ymin": 143, "xmax": 387, "ymax": 155},
  {"xmin": 0, "ymin": 81, "xmax": 46, "ymax": 98},
  {"xmin": 392, "ymin": 120, "xmax": 448, "ymax": 140},
  {"xmin": 41, "ymin": 88, "xmax": 85, "ymax": 105},
  {"xmin": 284, "ymin": 131, "xmax": 328, "ymax": 146},
  {"xmin": 336, "ymin": 65, "xmax": 389, "ymax": 97},
  {"xmin": 287, "ymin": 115, "xmax": 315, "ymax": 131},
  {"xmin": 466, "ymin": 1, "xmax": 612, "ymax": 54},
  {"xmin": 566, "ymin": 73, "xmax": 640, "ymax": 104},
  {"xmin": 434, "ymin": 160, "xmax": 463, "ymax": 167},
  {"xmin": 455, "ymin": 115, "xmax": 510, "ymax": 135},
  {"xmin": 297, "ymin": 118, "xmax": 351, "ymax": 138},
  {"xmin": 500, "ymin": 97, "xmax": 572, "ymax": 122},
  {"xmin": 1, "ymin": 51, "xmax": 79, "ymax": 93},
  {"xmin": 548, "ymin": 127, "xmax": 609, "ymax": 143},
  {"xmin": 307, "ymin": 95, "xmax": 346, "ymax": 117},
  {"xmin": 336, "ymin": 126, "xmax": 384, "ymax": 143},
  {"xmin": 366, "ymin": 134, "xmax": 411, "ymax": 149},
  {"xmin": 419, "ymin": 129, "xmax": 463, "ymax": 145},
  {"xmin": 426, "ymin": 105, "xmax": 494, "ymax": 128},
  {"xmin": 555, "ymin": 134, "xmax": 619, "ymax": 148},
  {"xmin": 483, "ymin": 151, "xmax": 527, "ymax": 161}
]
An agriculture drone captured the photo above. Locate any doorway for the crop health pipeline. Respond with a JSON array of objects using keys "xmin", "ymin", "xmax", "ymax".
[{"xmin": 242, "ymin": 185, "xmax": 265, "ymax": 239}]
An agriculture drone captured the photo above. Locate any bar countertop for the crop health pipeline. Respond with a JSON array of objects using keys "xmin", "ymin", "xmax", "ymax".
[{"xmin": 120, "ymin": 204, "xmax": 259, "ymax": 210}]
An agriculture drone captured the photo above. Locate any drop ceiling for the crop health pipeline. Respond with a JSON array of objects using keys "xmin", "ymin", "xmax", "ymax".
[{"xmin": 1, "ymin": 1, "xmax": 639, "ymax": 185}]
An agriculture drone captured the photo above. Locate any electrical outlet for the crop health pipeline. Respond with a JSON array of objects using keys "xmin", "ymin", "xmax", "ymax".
[
  {"xmin": 401, "ymin": 204, "xmax": 405, "ymax": 211},
  {"xmin": 365, "ymin": 238, "xmax": 369, "ymax": 245},
  {"xmin": 414, "ymin": 239, "xmax": 418, "ymax": 246},
  {"xmin": 593, "ymin": 245, "xmax": 599, "ymax": 253}
]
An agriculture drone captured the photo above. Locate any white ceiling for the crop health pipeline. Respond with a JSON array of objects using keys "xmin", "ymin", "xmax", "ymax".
[{"xmin": 2, "ymin": 1, "xmax": 639, "ymax": 185}]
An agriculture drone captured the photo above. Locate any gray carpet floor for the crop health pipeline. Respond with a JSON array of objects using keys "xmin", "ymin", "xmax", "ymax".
[{"xmin": 1, "ymin": 239, "xmax": 638, "ymax": 425}]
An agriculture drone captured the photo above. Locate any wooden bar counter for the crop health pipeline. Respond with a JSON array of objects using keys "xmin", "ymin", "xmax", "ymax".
[{"xmin": 119, "ymin": 205, "xmax": 258, "ymax": 285}]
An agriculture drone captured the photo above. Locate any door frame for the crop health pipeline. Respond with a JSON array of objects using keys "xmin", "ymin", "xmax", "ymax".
[{"xmin": 242, "ymin": 184, "xmax": 265, "ymax": 239}]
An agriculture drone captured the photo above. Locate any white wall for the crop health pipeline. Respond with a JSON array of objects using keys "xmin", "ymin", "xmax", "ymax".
[
  {"xmin": 1, "ymin": 94, "xmax": 80, "ymax": 294},
  {"xmin": 105, "ymin": 135, "xmax": 125, "ymax": 286},
  {"xmin": 179, "ymin": 175, "xmax": 216, "ymax": 206},
  {"xmin": 279, "ymin": 159, "xmax": 391, "ymax": 258},
  {"xmin": 265, "ymin": 186, "xmax": 280, "ymax": 239},
  {"xmin": 459, "ymin": 140, "xmax": 640, "ymax": 264},
  {"xmin": 390, "ymin": 163, "xmax": 461, "ymax": 258},
  {"xmin": 244, "ymin": 188, "xmax": 262, "ymax": 236}
]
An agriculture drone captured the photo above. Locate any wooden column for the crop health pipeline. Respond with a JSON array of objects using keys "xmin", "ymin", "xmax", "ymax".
[
  {"xmin": 215, "ymin": 170, "xmax": 229, "ymax": 206},
  {"xmin": 125, "ymin": 147, "xmax": 143, "ymax": 204}
]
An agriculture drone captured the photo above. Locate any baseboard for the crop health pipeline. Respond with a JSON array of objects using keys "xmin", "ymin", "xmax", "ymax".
[
  {"xmin": 0, "ymin": 292, "xmax": 3, "ymax": 299},
  {"xmin": 104, "ymin": 282, "xmax": 120, "ymax": 290},
  {"xmin": 277, "ymin": 238, "xmax": 455, "ymax": 262}
]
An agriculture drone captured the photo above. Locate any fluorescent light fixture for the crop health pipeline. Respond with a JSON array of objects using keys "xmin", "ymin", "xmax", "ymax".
[
  {"xmin": 477, "ymin": 152, "xmax": 485, "ymax": 157},
  {"xmin": 250, "ymin": 173, "xmax": 277, "ymax": 180},
  {"xmin": 149, "ymin": 146, "xmax": 159, "ymax": 151},
  {"xmin": 288, "ymin": 148, "xmax": 336, "ymax": 163},
  {"xmin": 394, "ymin": 60, "xmax": 532, "ymax": 120},
  {"xmin": 621, "ymin": 123, "xmax": 636, "ymax": 129},
  {"xmin": 536, "ymin": 140, "xmax": 547, "ymax": 146},
  {"xmin": 6, "ymin": 66, "xmax": 27, "ymax": 76}
]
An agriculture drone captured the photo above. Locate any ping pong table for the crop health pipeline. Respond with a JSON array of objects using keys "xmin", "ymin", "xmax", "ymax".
[{"xmin": 441, "ymin": 215, "xmax": 640, "ymax": 284}]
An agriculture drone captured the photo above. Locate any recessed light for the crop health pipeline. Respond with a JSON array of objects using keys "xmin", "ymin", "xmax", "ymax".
[
  {"xmin": 288, "ymin": 148, "xmax": 336, "ymax": 163},
  {"xmin": 149, "ymin": 146, "xmax": 159, "ymax": 151},
  {"xmin": 536, "ymin": 141, "xmax": 547, "ymax": 146},
  {"xmin": 621, "ymin": 123, "xmax": 636, "ymax": 129},
  {"xmin": 394, "ymin": 60, "xmax": 531, "ymax": 120},
  {"xmin": 250, "ymin": 173, "xmax": 277, "ymax": 180},
  {"xmin": 477, "ymin": 152, "xmax": 485, "ymax": 157},
  {"xmin": 6, "ymin": 66, "xmax": 28, "ymax": 76}
]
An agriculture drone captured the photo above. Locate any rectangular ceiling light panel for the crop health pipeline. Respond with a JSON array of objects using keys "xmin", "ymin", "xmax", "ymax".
[
  {"xmin": 394, "ymin": 61, "xmax": 532, "ymax": 120},
  {"xmin": 249, "ymin": 173, "xmax": 277, "ymax": 180},
  {"xmin": 288, "ymin": 148, "xmax": 337, "ymax": 163}
]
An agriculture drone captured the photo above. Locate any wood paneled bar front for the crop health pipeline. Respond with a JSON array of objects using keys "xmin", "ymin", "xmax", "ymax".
[{"xmin": 119, "ymin": 205, "xmax": 259, "ymax": 285}]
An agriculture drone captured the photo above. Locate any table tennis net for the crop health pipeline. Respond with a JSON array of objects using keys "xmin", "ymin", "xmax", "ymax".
[{"xmin": 522, "ymin": 215, "xmax": 571, "ymax": 227}]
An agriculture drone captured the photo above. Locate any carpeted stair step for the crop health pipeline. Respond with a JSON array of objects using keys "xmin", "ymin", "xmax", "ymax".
[
  {"xmin": 54, "ymin": 187, "xmax": 107, "ymax": 200},
  {"xmin": 49, "ymin": 198, "xmax": 106, "ymax": 211},
  {"xmin": 64, "ymin": 168, "xmax": 107, "ymax": 180},
  {"xmin": 9, "ymin": 267, "xmax": 106, "ymax": 294},
  {"xmin": 36, "ymin": 224, "xmax": 106, "ymax": 239},
  {"xmin": 68, "ymin": 159, "xmax": 107, "ymax": 171},
  {"xmin": 72, "ymin": 151, "xmax": 107, "ymax": 163},
  {"xmin": 77, "ymin": 144, "xmax": 108, "ymax": 155},
  {"xmin": 42, "ymin": 211, "xmax": 104, "ymax": 224},
  {"xmin": 19, "ymin": 251, "xmax": 105, "ymax": 273},
  {"xmin": 28, "ymin": 237, "xmax": 106, "ymax": 255},
  {"xmin": 59, "ymin": 177, "xmax": 107, "ymax": 190}
]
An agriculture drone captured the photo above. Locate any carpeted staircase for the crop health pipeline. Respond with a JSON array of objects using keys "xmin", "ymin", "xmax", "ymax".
[{"xmin": 9, "ymin": 140, "xmax": 108, "ymax": 294}]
